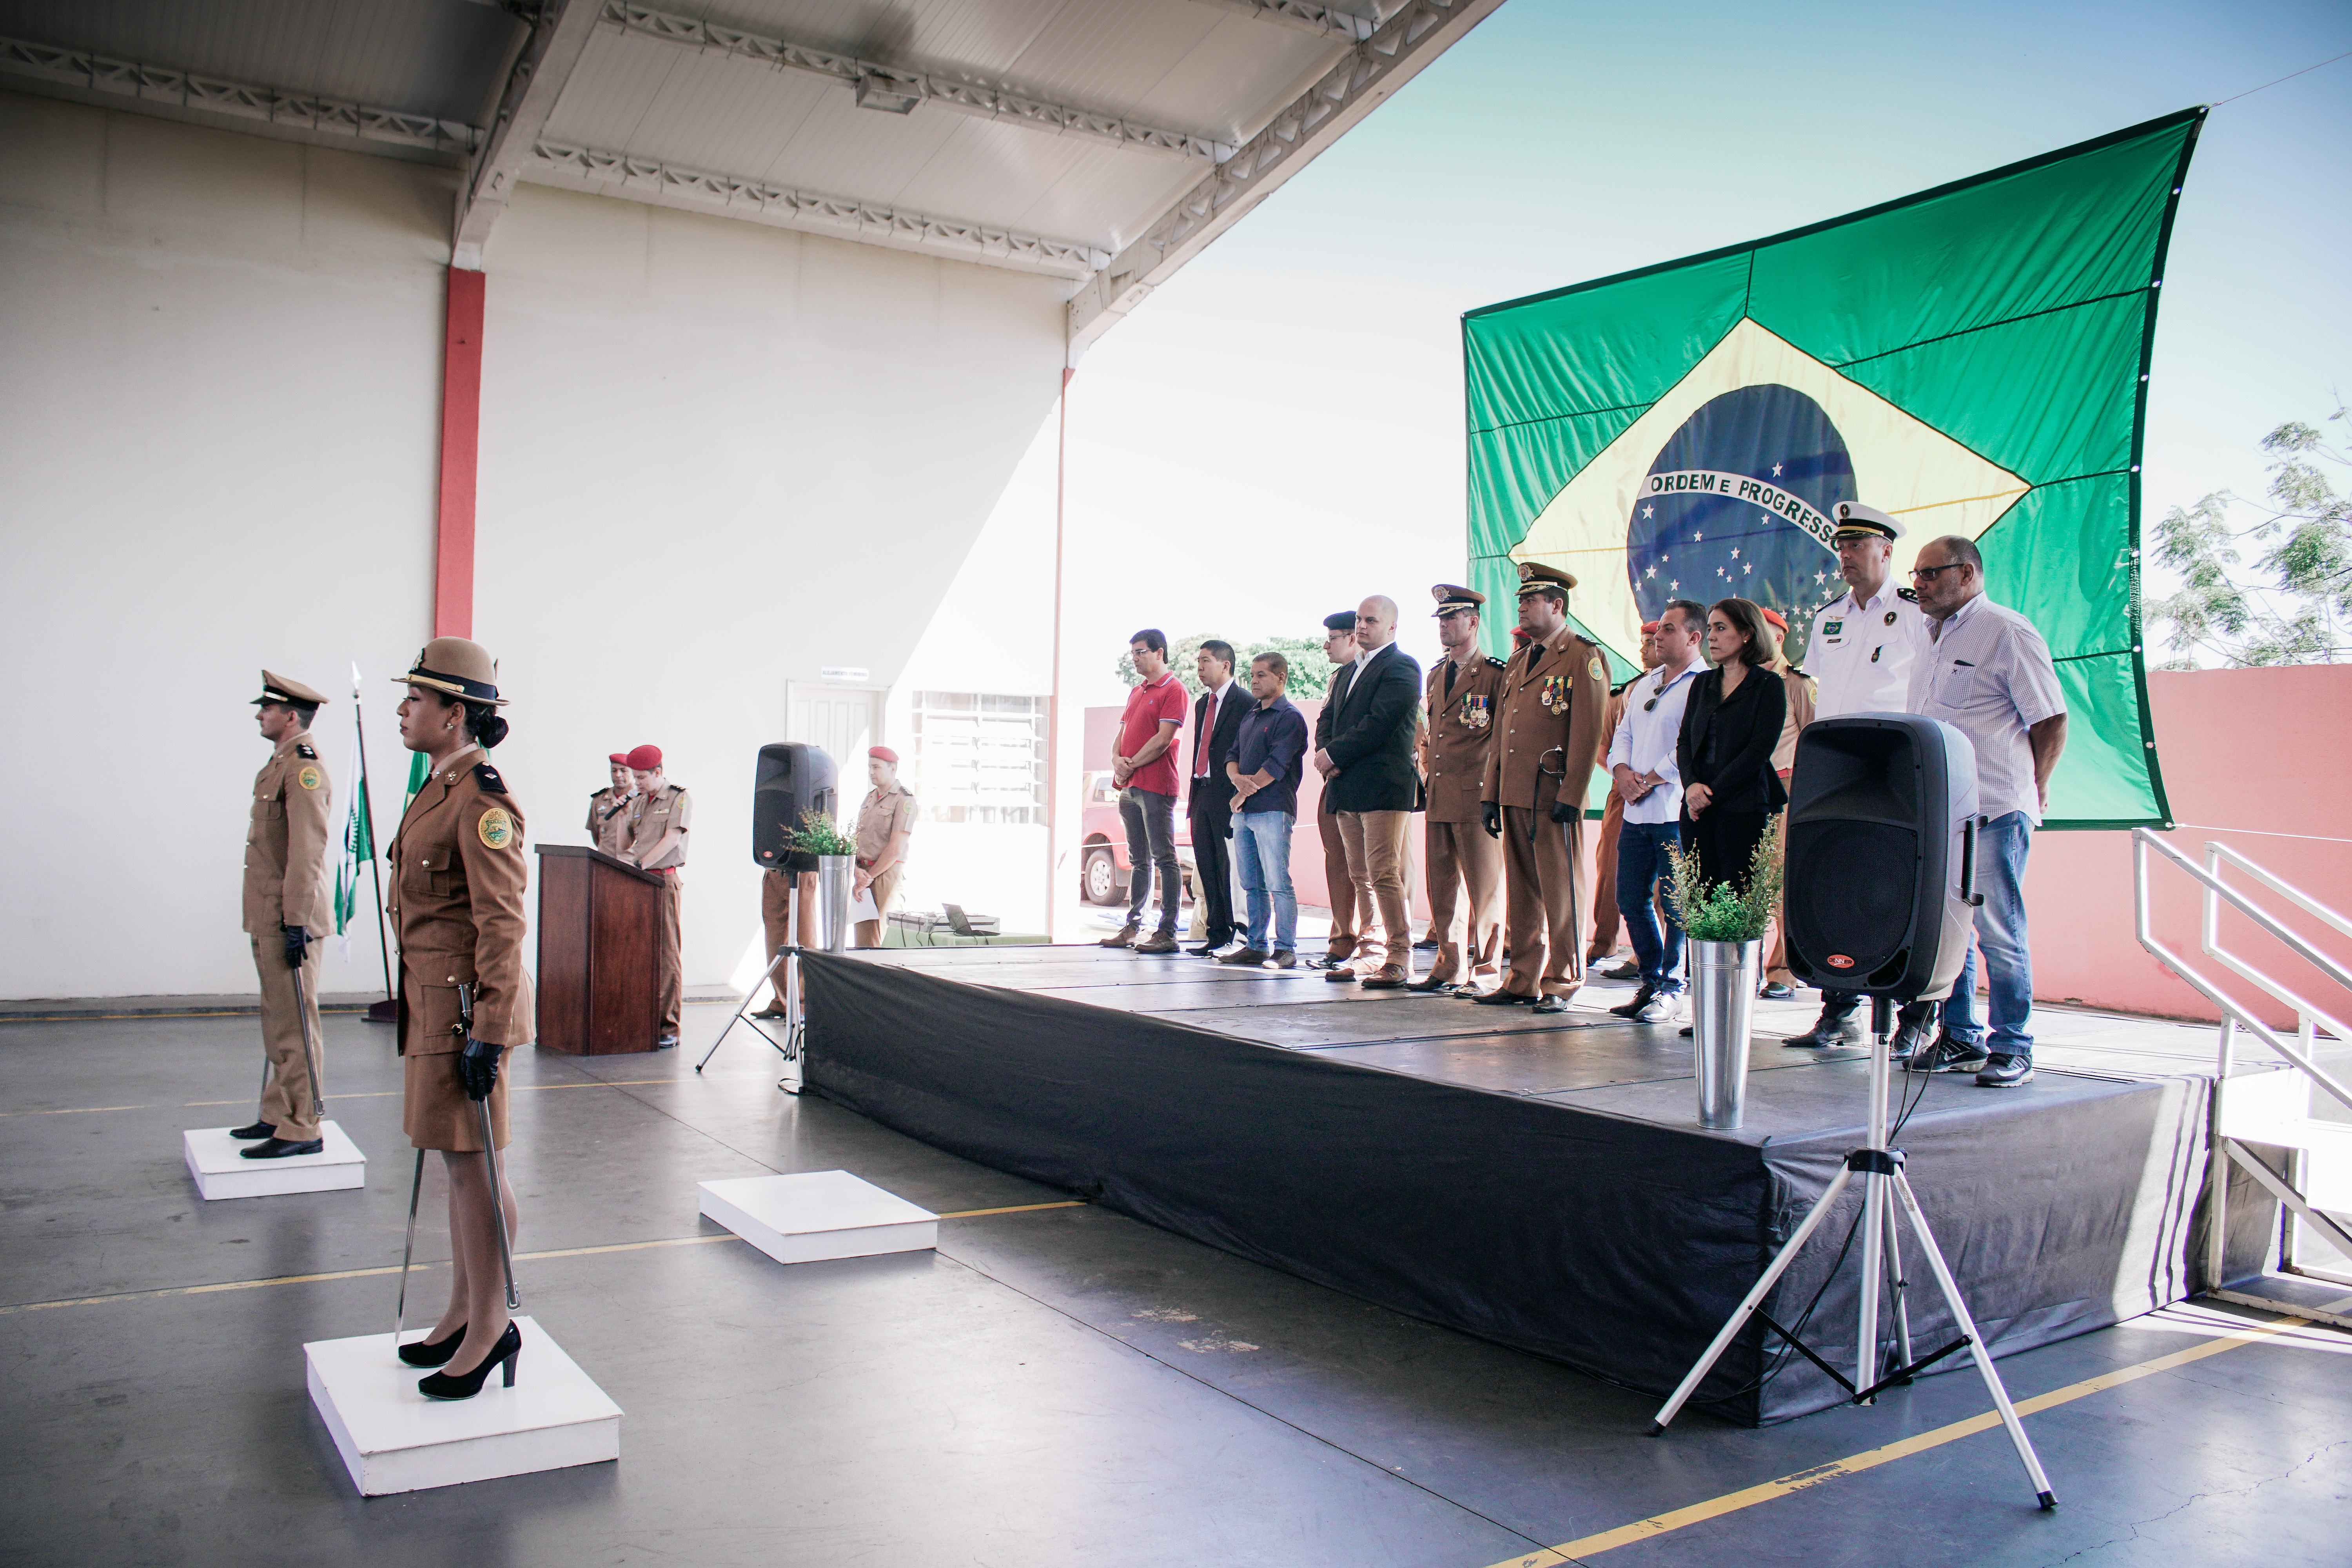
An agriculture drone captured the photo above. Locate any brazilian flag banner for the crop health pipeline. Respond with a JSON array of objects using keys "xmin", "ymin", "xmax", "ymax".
[{"xmin": 1463, "ymin": 109, "xmax": 2202, "ymax": 829}]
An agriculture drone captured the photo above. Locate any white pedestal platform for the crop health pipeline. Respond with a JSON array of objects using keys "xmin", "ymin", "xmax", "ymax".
[
  {"xmin": 306, "ymin": 1318, "xmax": 621, "ymax": 1495},
  {"xmin": 698, "ymin": 1169, "xmax": 937, "ymax": 1265},
  {"xmin": 182, "ymin": 1122, "xmax": 365, "ymax": 1200}
]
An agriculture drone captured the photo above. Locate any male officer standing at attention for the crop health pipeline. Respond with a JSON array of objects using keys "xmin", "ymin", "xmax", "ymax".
[
  {"xmin": 853, "ymin": 746, "xmax": 918, "ymax": 948},
  {"xmin": 1785, "ymin": 501, "xmax": 1930, "ymax": 1050},
  {"xmin": 621, "ymin": 744, "xmax": 690, "ymax": 1048},
  {"xmin": 1412, "ymin": 585, "xmax": 1508, "ymax": 994},
  {"xmin": 1310, "ymin": 611, "xmax": 1364, "ymax": 967},
  {"xmin": 1477, "ymin": 563, "xmax": 1609, "ymax": 1014},
  {"xmin": 234, "ymin": 672, "xmax": 335, "ymax": 1158},
  {"xmin": 587, "ymin": 753, "xmax": 637, "ymax": 857}
]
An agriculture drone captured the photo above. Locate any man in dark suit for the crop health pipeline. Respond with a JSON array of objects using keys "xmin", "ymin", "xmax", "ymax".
[
  {"xmin": 1311, "ymin": 611, "xmax": 1363, "ymax": 965},
  {"xmin": 1312, "ymin": 594, "xmax": 1425, "ymax": 988},
  {"xmin": 1185, "ymin": 640, "xmax": 1249, "ymax": 954}
]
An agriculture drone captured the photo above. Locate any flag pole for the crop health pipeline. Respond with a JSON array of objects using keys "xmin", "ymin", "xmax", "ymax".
[{"xmin": 352, "ymin": 663, "xmax": 398, "ymax": 1025}]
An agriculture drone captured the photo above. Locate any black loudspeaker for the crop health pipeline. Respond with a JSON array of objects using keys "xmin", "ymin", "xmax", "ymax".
[
  {"xmin": 1784, "ymin": 714, "xmax": 1980, "ymax": 999},
  {"xmin": 753, "ymin": 743, "xmax": 837, "ymax": 874}
]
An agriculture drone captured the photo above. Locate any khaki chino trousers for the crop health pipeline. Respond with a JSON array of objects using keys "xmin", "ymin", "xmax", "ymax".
[
  {"xmin": 1335, "ymin": 809, "xmax": 1413, "ymax": 973},
  {"xmin": 1423, "ymin": 820, "xmax": 1501, "ymax": 985},
  {"xmin": 1500, "ymin": 806, "xmax": 1591, "ymax": 998},
  {"xmin": 250, "ymin": 934, "xmax": 324, "ymax": 1141}
]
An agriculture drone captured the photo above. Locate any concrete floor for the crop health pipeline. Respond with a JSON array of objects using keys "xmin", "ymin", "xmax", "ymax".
[{"xmin": 4, "ymin": 997, "xmax": 2348, "ymax": 1567}]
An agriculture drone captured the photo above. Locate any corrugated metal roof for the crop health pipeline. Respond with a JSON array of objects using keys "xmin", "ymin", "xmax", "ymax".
[{"xmin": 0, "ymin": 0, "xmax": 1411, "ymax": 290}]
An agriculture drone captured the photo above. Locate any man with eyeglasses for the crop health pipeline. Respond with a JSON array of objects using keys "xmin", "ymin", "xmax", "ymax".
[
  {"xmin": 1604, "ymin": 601, "xmax": 1706, "ymax": 1023},
  {"xmin": 1906, "ymin": 534, "xmax": 2068, "ymax": 1087},
  {"xmin": 1784, "ymin": 502, "xmax": 1931, "ymax": 1052}
]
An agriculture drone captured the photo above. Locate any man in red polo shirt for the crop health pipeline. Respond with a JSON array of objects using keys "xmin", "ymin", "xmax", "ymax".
[{"xmin": 1103, "ymin": 628, "xmax": 1189, "ymax": 954}]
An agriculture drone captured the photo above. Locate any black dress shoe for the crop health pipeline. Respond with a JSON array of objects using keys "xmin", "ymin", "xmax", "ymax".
[
  {"xmin": 751, "ymin": 1004, "xmax": 788, "ymax": 1020},
  {"xmin": 1405, "ymin": 974, "xmax": 1455, "ymax": 993},
  {"xmin": 1474, "ymin": 988, "xmax": 1536, "ymax": 1005},
  {"xmin": 228, "ymin": 1121, "xmax": 276, "ymax": 1141},
  {"xmin": 1607, "ymin": 985, "xmax": 1656, "ymax": 1019},
  {"xmin": 1412, "ymin": 936, "xmax": 1441, "ymax": 951},
  {"xmin": 418, "ymin": 1321, "xmax": 522, "ymax": 1401},
  {"xmin": 1784, "ymin": 1008, "xmax": 1865, "ymax": 1049},
  {"xmin": 399, "ymin": 1324, "xmax": 468, "ymax": 1368},
  {"xmin": 240, "ymin": 1136, "xmax": 324, "ymax": 1159},
  {"xmin": 1186, "ymin": 940, "xmax": 1229, "ymax": 956}
]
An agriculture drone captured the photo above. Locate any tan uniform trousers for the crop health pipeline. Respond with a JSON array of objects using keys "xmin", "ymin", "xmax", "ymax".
[
  {"xmin": 1500, "ymin": 806, "xmax": 1591, "ymax": 998},
  {"xmin": 1335, "ymin": 810, "xmax": 1412, "ymax": 973},
  {"xmin": 1588, "ymin": 788, "xmax": 1626, "ymax": 960},
  {"xmin": 250, "ymin": 935, "xmax": 324, "ymax": 1140},
  {"xmin": 854, "ymin": 863, "xmax": 904, "ymax": 949},
  {"xmin": 760, "ymin": 869, "xmax": 820, "ymax": 1007},
  {"xmin": 656, "ymin": 872, "xmax": 683, "ymax": 1034},
  {"xmin": 1423, "ymin": 820, "xmax": 1501, "ymax": 985},
  {"xmin": 1316, "ymin": 797, "xmax": 1359, "ymax": 955}
]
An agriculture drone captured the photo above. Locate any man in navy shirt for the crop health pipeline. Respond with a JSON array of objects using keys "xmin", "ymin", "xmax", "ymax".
[{"xmin": 1220, "ymin": 652, "xmax": 1310, "ymax": 968}]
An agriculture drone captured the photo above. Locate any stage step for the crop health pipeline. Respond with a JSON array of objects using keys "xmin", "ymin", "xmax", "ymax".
[
  {"xmin": 307, "ymin": 1318, "xmax": 621, "ymax": 1495},
  {"xmin": 182, "ymin": 1122, "xmax": 365, "ymax": 1201},
  {"xmin": 2217, "ymin": 1069, "xmax": 2352, "ymax": 1213},
  {"xmin": 698, "ymin": 1170, "xmax": 937, "ymax": 1266}
]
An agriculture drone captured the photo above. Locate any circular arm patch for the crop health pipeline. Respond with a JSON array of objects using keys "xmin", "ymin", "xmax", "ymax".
[{"xmin": 477, "ymin": 806, "xmax": 516, "ymax": 850}]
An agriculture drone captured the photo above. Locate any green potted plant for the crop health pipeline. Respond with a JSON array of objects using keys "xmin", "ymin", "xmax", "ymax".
[
  {"xmin": 1665, "ymin": 817, "xmax": 1786, "ymax": 1130},
  {"xmin": 789, "ymin": 810, "xmax": 859, "ymax": 953}
]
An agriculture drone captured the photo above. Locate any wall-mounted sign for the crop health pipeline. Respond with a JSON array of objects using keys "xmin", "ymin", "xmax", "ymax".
[{"xmin": 819, "ymin": 667, "xmax": 870, "ymax": 684}]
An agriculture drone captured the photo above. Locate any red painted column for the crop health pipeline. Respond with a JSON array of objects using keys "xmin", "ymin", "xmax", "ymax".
[{"xmin": 433, "ymin": 267, "xmax": 487, "ymax": 639}]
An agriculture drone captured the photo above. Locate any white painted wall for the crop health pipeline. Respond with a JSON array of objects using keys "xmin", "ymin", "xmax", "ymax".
[{"xmin": 0, "ymin": 91, "xmax": 1071, "ymax": 1000}]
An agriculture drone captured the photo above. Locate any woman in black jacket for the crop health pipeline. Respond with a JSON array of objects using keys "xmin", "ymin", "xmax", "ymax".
[{"xmin": 1677, "ymin": 597, "xmax": 1788, "ymax": 893}]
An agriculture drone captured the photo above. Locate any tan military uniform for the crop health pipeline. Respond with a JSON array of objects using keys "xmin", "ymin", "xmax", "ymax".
[
  {"xmin": 760, "ymin": 867, "xmax": 820, "ymax": 1007},
  {"xmin": 386, "ymin": 746, "xmax": 532, "ymax": 1151},
  {"xmin": 1419, "ymin": 652, "xmax": 1507, "ymax": 984},
  {"xmin": 1482, "ymin": 623, "xmax": 1610, "ymax": 997},
  {"xmin": 1587, "ymin": 682, "xmax": 1633, "ymax": 961},
  {"xmin": 244, "ymin": 728, "xmax": 335, "ymax": 1140},
  {"xmin": 853, "ymin": 781, "xmax": 917, "ymax": 947},
  {"xmin": 586, "ymin": 786, "xmax": 636, "ymax": 858},
  {"xmin": 624, "ymin": 783, "xmax": 691, "ymax": 1034}
]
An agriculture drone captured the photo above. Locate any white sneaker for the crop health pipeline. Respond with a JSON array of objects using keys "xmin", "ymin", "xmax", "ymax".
[{"xmin": 1635, "ymin": 992, "xmax": 1684, "ymax": 1024}]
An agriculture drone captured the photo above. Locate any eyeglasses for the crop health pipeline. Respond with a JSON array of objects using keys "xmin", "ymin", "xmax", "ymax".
[{"xmin": 1910, "ymin": 562, "xmax": 1969, "ymax": 582}]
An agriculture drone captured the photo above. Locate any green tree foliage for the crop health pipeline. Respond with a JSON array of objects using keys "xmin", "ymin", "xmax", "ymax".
[
  {"xmin": 2151, "ymin": 399, "xmax": 2350, "ymax": 667},
  {"xmin": 1113, "ymin": 633, "xmax": 1338, "ymax": 699}
]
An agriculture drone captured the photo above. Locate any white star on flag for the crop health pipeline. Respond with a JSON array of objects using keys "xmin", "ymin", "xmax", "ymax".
[{"xmin": 1771, "ymin": 462, "xmax": 1783, "ymax": 478}]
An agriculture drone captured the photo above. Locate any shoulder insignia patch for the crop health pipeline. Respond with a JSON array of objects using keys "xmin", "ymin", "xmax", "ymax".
[
  {"xmin": 1485, "ymin": 655, "xmax": 1507, "ymax": 670},
  {"xmin": 477, "ymin": 805, "xmax": 516, "ymax": 851},
  {"xmin": 296, "ymin": 765, "xmax": 321, "ymax": 792},
  {"xmin": 472, "ymin": 763, "xmax": 508, "ymax": 795},
  {"xmin": 1898, "ymin": 587, "xmax": 1919, "ymax": 603},
  {"xmin": 295, "ymin": 743, "xmax": 317, "ymax": 760},
  {"xmin": 1588, "ymin": 655, "xmax": 1605, "ymax": 681}
]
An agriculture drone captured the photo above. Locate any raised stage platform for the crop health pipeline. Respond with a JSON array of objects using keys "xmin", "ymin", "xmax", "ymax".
[{"xmin": 800, "ymin": 945, "xmax": 2278, "ymax": 1424}]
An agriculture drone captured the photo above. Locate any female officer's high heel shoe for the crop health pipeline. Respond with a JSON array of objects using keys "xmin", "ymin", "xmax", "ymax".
[
  {"xmin": 417, "ymin": 1321, "xmax": 521, "ymax": 1400},
  {"xmin": 398, "ymin": 1323, "xmax": 467, "ymax": 1368}
]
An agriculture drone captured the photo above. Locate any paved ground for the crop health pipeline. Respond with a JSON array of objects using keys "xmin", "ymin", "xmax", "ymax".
[{"xmin": 3, "ymin": 978, "xmax": 2348, "ymax": 1567}]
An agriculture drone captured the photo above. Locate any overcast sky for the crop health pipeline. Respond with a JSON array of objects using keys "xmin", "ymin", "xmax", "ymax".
[{"xmin": 909, "ymin": 0, "xmax": 2352, "ymax": 708}]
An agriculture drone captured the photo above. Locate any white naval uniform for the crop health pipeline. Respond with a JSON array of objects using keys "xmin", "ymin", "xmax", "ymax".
[{"xmin": 1804, "ymin": 579, "xmax": 1927, "ymax": 719}]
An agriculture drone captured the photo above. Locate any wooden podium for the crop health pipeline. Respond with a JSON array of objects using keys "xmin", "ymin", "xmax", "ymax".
[{"xmin": 534, "ymin": 845, "xmax": 663, "ymax": 1054}]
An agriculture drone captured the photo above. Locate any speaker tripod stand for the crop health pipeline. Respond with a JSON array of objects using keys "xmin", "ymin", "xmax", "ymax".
[
  {"xmin": 697, "ymin": 946, "xmax": 800, "ymax": 1083},
  {"xmin": 1650, "ymin": 995, "xmax": 2056, "ymax": 1511}
]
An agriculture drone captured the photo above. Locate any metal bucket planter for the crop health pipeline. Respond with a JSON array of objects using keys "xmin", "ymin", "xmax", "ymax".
[
  {"xmin": 817, "ymin": 855, "xmax": 854, "ymax": 953},
  {"xmin": 1690, "ymin": 938, "xmax": 1762, "ymax": 1129}
]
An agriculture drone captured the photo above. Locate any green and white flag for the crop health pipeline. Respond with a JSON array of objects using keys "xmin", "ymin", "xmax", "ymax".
[
  {"xmin": 334, "ymin": 713, "xmax": 371, "ymax": 961},
  {"xmin": 1462, "ymin": 109, "xmax": 2203, "ymax": 828}
]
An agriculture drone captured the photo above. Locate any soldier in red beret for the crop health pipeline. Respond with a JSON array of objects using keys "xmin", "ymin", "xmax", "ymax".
[
  {"xmin": 852, "ymin": 747, "xmax": 916, "ymax": 947},
  {"xmin": 586, "ymin": 752, "xmax": 637, "ymax": 858},
  {"xmin": 620, "ymin": 744, "xmax": 691, "ymax": 1047}
]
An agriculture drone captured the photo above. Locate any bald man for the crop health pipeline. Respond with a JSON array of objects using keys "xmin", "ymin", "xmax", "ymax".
[{"xmin": 1311, "ymin": 593, "xmax": 1425, "ymax": 987}]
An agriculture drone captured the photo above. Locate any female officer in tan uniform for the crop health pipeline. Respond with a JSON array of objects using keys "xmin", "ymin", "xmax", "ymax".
[{"xmin": 385, "ymin": 637, "xmax": 534, "ymax": 1399}]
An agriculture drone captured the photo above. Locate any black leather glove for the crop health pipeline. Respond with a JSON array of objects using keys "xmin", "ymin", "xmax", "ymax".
[
  {"xmin": 1549, "ymin": 798, "xmax": 1578, "ymax": 824},
  {"xmin": 1479, "ymin": 801, "xmax": 1502, "ymax": 838},
  {"xmin": 281, "ymin": 923, "xmax": 310, "ymax": 969},
  {"xmin": 458, "ymin": 1037, "xmax": 501, "ymax": 1102}
]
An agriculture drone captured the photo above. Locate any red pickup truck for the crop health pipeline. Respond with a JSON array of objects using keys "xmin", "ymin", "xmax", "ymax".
[{"xmin": 1077, "ymin": 769, "xmax": 1196, "ymax": 908}]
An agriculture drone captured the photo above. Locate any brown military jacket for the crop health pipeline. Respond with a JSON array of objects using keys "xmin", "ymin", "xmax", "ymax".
[
  {"xmin": 586, "ymin": 786, "xmax": 636, "ymax": 857},
  {"xmin": 244, "ymin": 728, "xmax": 334, "ymax": 936},
  {"xmin": 855, "ymin": 782, "xmax": 917, "ymax": 865},
  {"xmin": 386, "ymin": 746, "xmax": 533, "ymax": 1051},
  {"xmin": 1481, "ymin": 622, "xmax": 1610, "ymax": 813},
  {"xmin": 626, "ymin": 783, "xmax": 691, "ymax": 870},
  {"xmin": 1419, "ymin": 652, "xmax": 1508, "ymax": 823}
]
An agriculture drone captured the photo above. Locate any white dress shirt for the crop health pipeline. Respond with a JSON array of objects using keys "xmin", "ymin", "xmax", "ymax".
[
  {"xmin": 1907, "ymin": 593, "xmax": 2065, "ymax": 824},
  {"xmin": 1605, "ymin": 662, "xmax": 1700, "ymax": 825},
  {"xmin": 1806, "ymin": 577, "xmax": 1926, "ymax": 719}
]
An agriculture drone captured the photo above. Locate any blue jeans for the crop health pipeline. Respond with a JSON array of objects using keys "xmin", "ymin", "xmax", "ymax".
[
  {"xmin": 1231, "ymin": 809, "xmax": 1297, "ymax": 953},
  {"xmin": 1940, "ymin": 811, "xmax": 2035, "ymax": 1059},
  {"xmin": 1616, "ymin": 820, "xmax": 1686, "ymax": 996},
  {"xmin": 1120, "ymin": 786, "xmax": 1180, "ymax": 935}
]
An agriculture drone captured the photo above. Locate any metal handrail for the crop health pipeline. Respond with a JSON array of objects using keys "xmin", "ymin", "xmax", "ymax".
[
  {"xmin": 2198, "ymin": 842, "xmax": 2352, "ymax": 1049},
  {"xmin": 2132, "ymin": 829, "xmax": 2352, "ymax": 1117},
  {"xmin": 2207, "ymin": 840, "xmax": 2352, "ymax": 945}
]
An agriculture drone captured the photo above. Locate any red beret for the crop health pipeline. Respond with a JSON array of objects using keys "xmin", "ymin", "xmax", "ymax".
[
  {"xmin": 1639, "ymin": 620, "xmax": 1661, "ymax": 635},
  {"xmin": 1759, "ymin": 607, "xmax": 1789, "ymax": 633},
  {"xmin": 607, "ymin": 752, "xmax": 628, "ymax": 765},
  {"xmin": 625, "ymin": 744, "xmax": 662, "ymax": 771},
  {"xmin": 869, "ymin": 746, "xmax": 899, "ymax": 765}
]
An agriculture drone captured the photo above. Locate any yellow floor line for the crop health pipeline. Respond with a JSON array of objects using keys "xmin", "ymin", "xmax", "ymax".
[
  {"xmin": 9, "ymin": 1078, "xmax": 711, "ymax": 1118},
  {"xmin": 0, "ymin": 1104, "xmax": 152, "ymax": 1118},
  {"xmin": 1486, "ymin": 1307, "xmax": 2336, "ymax": 1567},
  {"xmin": 0, "ymin": 1201, "xmax": 1088, "ymax": 1316}
]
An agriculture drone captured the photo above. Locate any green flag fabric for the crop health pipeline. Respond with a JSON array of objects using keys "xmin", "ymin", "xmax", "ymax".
[
  {"xmin": 334, "ymin": 719, "xmax": 371, "ymax": 958},
  {"xmin": 1462, "ymin": 109, "xmax": 2201, "ymax": 828}
]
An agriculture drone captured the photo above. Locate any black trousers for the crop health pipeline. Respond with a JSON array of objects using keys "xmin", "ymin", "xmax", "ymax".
[
  {"xmin": 1684, "ymin": 806, "xmax": 1772, "ymax": 897},
  {"xmin": 1189, "ymin": 800, "xmax": 1235, "ymax": 942}
]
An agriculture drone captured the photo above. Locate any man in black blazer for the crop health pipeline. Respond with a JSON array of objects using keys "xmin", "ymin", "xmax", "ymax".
[
  {"xmin": 1185, "ymin": 640, "xmax": 1249, "ymax": 954},
  {"xmin": 1312, "ymin": 595, "xmax": 1424, "ymax": 987}
]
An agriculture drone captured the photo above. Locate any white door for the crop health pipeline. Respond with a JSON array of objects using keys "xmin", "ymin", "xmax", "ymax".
[{"xmin": 786, "ymin": 684, "xmax": 881, "ymax": 815}]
